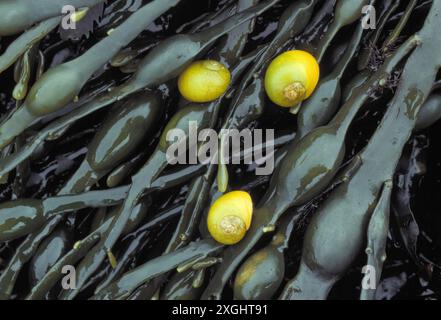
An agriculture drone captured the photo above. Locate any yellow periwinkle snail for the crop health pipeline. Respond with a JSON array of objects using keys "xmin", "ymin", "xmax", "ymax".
[
  {"xmin": 207, "ymin": 191, "xmax": 253, "ymax": 245},
  {"xmin": 264, "ymin": 50, "xmax": 319, "ymax": 108},
  {"xmin": 178, "ymin": 60, "xmax": 231, "ymax": 102}
]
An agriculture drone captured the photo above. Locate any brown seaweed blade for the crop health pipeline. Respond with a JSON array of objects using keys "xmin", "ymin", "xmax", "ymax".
[{"xmin": 280, "ymin": 0, "xmax": 441, "ymax": 300}]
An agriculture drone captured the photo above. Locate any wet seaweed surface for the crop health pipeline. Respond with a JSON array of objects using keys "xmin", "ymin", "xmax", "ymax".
[{"xmin": 0, "ymin": 0, "xmax": 440, "ymax": 300}]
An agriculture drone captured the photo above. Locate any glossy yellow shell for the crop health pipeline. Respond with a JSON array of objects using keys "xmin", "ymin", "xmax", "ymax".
[
  {"xmin": 178, "ymin": 60, "xmax": 231, "ymax": 103},
  {"xmin": 264, "ymin": 50, "xmax": 319, "ymax": 107},
  {"xmin": 207, "ymin": 191, "xmax": 253, "ymax": 245}
]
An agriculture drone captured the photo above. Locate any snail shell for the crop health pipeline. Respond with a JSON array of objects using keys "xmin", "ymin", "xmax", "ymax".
[
  {"xmin": 264, "ymin": 50, "xmax": 319, "ymax": 107},
  {"xmin": 207, "ymin": 191, "xmax": 253, "ymax": 245},
  {"xmin": 178, "ymin": 60, "xmax": 231, "ymax": 103}
]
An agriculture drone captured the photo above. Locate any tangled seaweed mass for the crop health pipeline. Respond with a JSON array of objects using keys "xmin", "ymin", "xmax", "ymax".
[{"xmin": 0, "ymin": 0, "xmax": 440, "ymax": 300}]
